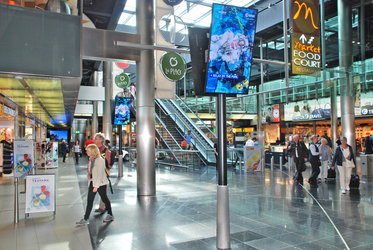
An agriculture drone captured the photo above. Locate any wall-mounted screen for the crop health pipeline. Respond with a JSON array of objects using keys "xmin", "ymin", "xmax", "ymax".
[
  {"xmin": 205, "ymin": 4, "xmax": 258, "ymax": 94},
  {"xmin": 49, "ymin": 130, "xmax": 68, "ymax": 141},
  {"xmin": 113, "ymin": 97, "xmax": 132, "ymax": 125}
]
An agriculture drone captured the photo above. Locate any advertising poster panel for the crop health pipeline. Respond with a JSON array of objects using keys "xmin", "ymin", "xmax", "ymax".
[
  {"xmin": 14, "ymin": 140, "xmax": 34, "ymax": 178},
  {"xmin": 205, "ymin": 4, "xmax": 257, "ymax": 94},
  {"xmin": 244, "ymin": 146, "xmax": 262, "ymax": 172},
  {"xmin": 25, "ymin": 174, "xmax": 55, "ymax": 214},
  {"xmin": 291, "ymin": 0, "xmax": 321, "ymax": 75}
]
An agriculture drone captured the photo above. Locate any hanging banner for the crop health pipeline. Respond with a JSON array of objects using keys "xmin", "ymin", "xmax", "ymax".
[
  {"xmin": 25, "ymin": 174, "xmax": 55, "ymax": 214},
  {"xmin": 291, "ymin": 0, "xmax": 321, "ymax": 75},
  {"xmin": 14, "ymin": 140, "xmax": 34, "ymax": 178}
]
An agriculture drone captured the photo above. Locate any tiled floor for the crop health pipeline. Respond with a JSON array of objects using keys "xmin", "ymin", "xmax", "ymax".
[{"xmin": 2, "ymin": 155, "xmax": 373, "ymax": 250}]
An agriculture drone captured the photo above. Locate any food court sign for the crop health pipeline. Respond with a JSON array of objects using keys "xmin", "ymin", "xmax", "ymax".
[{"xmin": 291, "ymin": 0, "xmax": 321, "ymax": 75}]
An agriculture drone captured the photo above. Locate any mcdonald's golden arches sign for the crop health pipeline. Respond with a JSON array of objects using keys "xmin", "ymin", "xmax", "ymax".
[{"xmin": 291, "ymin": 0, "xmax": 321, "ymax": 75}]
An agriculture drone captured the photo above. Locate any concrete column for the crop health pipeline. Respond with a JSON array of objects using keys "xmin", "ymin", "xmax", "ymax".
[
  {"xmin": 338, "ymin": 0, "xmax": 356, "ymax": 152},
  {"xmin": 92, "ymin": 71, "xmax": 99, "ymax": 137},
  {"xmin": 103, "ymin": 62, "xmax": 113, "ymax": 142},
  {"xmin": 136, "ymin": 0, "xmax": 156, "ymax": 196}
]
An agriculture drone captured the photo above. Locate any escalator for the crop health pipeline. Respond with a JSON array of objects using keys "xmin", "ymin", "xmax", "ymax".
[{"xmin": 156, "ymin": 99, "xmax": 215, "ymax": 164}]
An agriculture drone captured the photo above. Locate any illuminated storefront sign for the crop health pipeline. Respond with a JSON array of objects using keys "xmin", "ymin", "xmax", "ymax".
[{"xmin": 291, "ymin": 0, "xmax": 321, "ymax": 75}]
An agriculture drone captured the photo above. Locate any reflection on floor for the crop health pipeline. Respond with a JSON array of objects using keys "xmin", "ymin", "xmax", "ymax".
[
  {"xmin": 74, "ymin": 159, "xmax": 373, "ymax": 250},
  {"xmin": 2, "ymin": 155, "xmax": 373, "ymax": 250}
]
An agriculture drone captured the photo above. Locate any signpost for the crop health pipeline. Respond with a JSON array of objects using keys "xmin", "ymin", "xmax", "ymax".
[
  {"xmin": 160, "ymin": 52, "xmax": 186, "ymax": 81},
  {"xmin": 291, "ymin": 0, "xmax": 321, "ymax": 75}
]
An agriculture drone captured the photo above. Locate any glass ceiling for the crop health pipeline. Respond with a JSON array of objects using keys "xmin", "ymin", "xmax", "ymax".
[{"xmin": 118, "ymin": 0, "xmax": 261, "ymax": 32}]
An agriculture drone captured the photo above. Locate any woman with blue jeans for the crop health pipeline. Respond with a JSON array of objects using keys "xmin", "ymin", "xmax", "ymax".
[
  {"xmin": 319, "ymin": 138, "xmax": 332, "ymax": 181},
  {"xmin": 332, "ymin": 137, "xmax": 356, "ymax": 194}
]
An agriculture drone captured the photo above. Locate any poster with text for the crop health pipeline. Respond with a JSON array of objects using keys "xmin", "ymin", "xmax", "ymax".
[
  {"xmin": 25, "ymin": 174, "xmax": 55, "ymax": 213},
  {"xmin": 244, "ymin": 146, "xmax": 262, "ymax": 172},
  {"xmin": 14, "ymin": 140, "xmax": 34, "ymax": 178}
]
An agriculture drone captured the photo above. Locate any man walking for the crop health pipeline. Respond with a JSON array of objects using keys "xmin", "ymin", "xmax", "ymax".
[
  {"xmin": 61, "ymin": 139, "xmax": 68, "ymax": 163},
  {"xmin": 289, "ymin": 135, "xmax": 308, "ymax": 184}
]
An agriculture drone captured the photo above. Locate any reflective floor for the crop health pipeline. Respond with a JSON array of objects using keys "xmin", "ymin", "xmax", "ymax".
[{"xmin": 2, "ymin": 156, "xmax": 373, "ymax": 250}]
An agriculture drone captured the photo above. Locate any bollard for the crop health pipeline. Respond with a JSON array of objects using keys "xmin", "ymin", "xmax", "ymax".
[
  {"xmin": 118, "ymin": 155, "xmax": 123, "ymax": 178},
  {"xmin": 239, "ymin": 157, "xmax": 242, "ymax": 173},
  {"xmin": 280, "ymin": 156, "xmax": 283, "ymax": 171},
  {"xmin": 270, "ymin": 156, "xmax": 274, "ymax": 172},
  {"xmin": 14, "ymin": 178, "xmax": 19, "ymax": 224}
]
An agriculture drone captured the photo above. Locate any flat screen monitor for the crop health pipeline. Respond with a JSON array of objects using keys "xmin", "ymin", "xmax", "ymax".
[
  {"xmin": 205, "ymin": 4, "xmax": 258, "ymax": 94},
  {"xmin": 49, "ymin": 130, "xmax": 68, "ymax": 141},
  {"xmin": 188, "ymin": 27, "xmax": 210, "ymax": 96},
  {"xmin": 113, "ymin": 96, "xmax": 132, "ymax": 125}
]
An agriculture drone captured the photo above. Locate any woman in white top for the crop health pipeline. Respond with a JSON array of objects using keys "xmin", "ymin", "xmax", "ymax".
[
  {"xmin": 331, "ymin": 137, "xmax": 356, "ymax": 194},
  {"xmin": 72, "ymin": 140, "xmax": 81, "ymax": 164},
  {"xmin": 76, "ymin": 144, "xmax": 113, "ymax": 225}
]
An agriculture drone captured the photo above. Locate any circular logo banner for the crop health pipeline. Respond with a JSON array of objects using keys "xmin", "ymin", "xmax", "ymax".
[
  {"xmin": 160, "ymin": 52, "xmax": 186, "ymax": 81},
  {"xmin": 115, "ymin": 73, "xmax": 130, "ymax": 89},
  {"xmin": 162, "ymin": 0, "xmax": 183, "ymax": 6}
]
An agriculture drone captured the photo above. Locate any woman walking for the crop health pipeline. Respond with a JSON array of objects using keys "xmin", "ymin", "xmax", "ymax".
[
  {"xmin": 73, "ymin": 140, "xmax": 81, "ymax": 164},
  {"xmin": 319, "ymin": 138, "xmax": 332, "ymax": 181},
  {"xmin": 332, "ymin": 137, "xmax": 356, "ymax": 194},
  {"xmin": 76, "ymin": 144, "xmax": 114, "ymax": 225}
]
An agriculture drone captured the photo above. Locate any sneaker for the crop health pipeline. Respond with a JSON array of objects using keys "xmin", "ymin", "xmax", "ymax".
[
  {"xmin": 341, "ymin": 190, "xmax": 346, "ymax": 194},
  {"xmin": 94, "ymin": 208, "xmax": 106, "ymax": 214},
  {"xmin": 103, "ymin": 215, "xmax": 114, "ymax": 223},
  {"xmin": 76, "ymin": 219, "xmax": 89, "ymax": 226}
]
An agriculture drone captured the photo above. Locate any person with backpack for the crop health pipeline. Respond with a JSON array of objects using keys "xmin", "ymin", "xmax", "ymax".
[
  {"xmin": 308, "ymin": 135, "xmax": 322, "ymax": 188},
  {"xmin": 332, "ymin": 137, "xmax": 356, "ymax": 194},
  {"xmin": 76, "ymin": 144, "xmax": 113, "ymax": 225},
  {"xmin": 94, "ymin": 133, "xmax": 115, "ymax": 214}
]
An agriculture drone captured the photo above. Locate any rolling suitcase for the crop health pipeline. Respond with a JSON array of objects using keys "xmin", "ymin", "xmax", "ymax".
[
  {"xmin": 326, "ymin": 167, "xmax": 336, "ymax": 183},
  {"xmin": 349, "ymin": 174, "xmax": 360, "ymax": 189}
]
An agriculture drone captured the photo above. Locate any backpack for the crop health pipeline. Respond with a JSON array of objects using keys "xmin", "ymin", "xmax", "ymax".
[{"xmin": 102, "ymin": 147, "xmax": 115, "ymax": 169}]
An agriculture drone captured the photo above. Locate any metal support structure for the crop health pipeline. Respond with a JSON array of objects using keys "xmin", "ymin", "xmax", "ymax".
[
  {"xmin": 320, "ymin": 0, "xmax": 327, "ymax": 97},
  {"xmin": 271, "ymin": 156, "xmax": 274, "ymax": 172},
  {"xmin": 136, "ymin": 0, "xmax": 156, "ymax": 196},
  {"xmin": 259, "ymin": 38, "xmax": 265, "ymax": 173},
  {"xmin": 216, "ymin": 94, "xmax": 230, "ymax": 250},
  {"xmin": 92, "ymin": 71, "xmax": 99, "ymax": 137},
  {"xmin": 280, "ymin": 156, "xmax": 283, "ymax": 172},
  {"xmin": 338, "ymin": 0, "xmax": 356, "ymax": 153},
  {"xmin": 14, "ymin": 177, "xmax": 19, "ymax": 224},
  {"xmin": 360, "ymin": 0, "xmax": 367, "ymax": 90},
  {"xmin": 118, "ymin": 125, "xmax": 123, "ymax": 178},
  {"xmin": 103, "ymin": 61, "xmax": 113, "ymax": 143},
  {"xmin": 283, "ymin": 0, "xmax": 289, "ymax": 103}
]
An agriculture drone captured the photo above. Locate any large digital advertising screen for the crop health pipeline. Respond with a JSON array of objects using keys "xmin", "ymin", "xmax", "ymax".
[
  {"xmin": 49, "ymin": 130, "xmax": 68, "ymax": 141},
  {"xmin": 113, "ymin": 97, "xmax": 132, "ymax": 125},
  {"xmin": 205, "ymin": 4, "xmax": 258, "ymax": 94}
]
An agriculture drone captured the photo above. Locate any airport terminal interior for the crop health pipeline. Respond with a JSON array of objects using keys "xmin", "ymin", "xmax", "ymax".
[{"xmin": 0, "ymin": 0, "xmax": 373, "ymax": 249}]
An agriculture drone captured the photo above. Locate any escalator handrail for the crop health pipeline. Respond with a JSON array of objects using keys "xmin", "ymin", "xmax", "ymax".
[
  {"xmin": 155, "ymin": 113, "xmax": 182, "ymax": 150},
  {"xmin": 168, "ymin": 99, "xmax": 214, "ymax": 148},
  {"xmin": 175, "ymin": 95, "xmax": 217, "ymax": 138},
  {"xmin": 157, "ymin": 100, "xmax": 214, "ymax": 162},
  {"xmin": 154, "ymin": 129, "xmax": 182, "ymax": 165}
]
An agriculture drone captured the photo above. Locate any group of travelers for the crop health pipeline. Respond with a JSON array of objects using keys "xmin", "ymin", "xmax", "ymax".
[{"xmin": 287, "ymin": 133, "xmax": 356, "ymax": 193}]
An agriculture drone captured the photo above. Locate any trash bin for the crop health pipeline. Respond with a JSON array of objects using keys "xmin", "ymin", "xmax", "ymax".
[{"xmin": 367, "ymin": 155, "xmax": 373, "ymax": 177}]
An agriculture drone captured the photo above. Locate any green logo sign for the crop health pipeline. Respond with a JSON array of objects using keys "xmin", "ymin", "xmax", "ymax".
[
  {"xmin": 75, "ymin": 130, "xmax": 80, "ymax": 134},
  {"xmin": 115, "ymin": 73, "xmax": 130, "ymax": 89},
  {"xmin": 160, "ymin": 52, "xmax": 186, "ymax": 81}
]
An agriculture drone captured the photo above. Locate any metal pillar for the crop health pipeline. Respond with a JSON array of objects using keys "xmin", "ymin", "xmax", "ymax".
[
  {"xmin": 338, "ymin": 0, "xmax": 355, "ymax": 153},
  {"xmin": 92, "ymin": 71, "xmax": 99, "ymax": 137},
  {"xmin": 136, "ymin": 0, "xmax": 156, "ymax": 196},
  {"xmin": 320, "ymin": 0, "xmax": 327, "ymax": 97},
  {"xmin": 259, "ymin": 38, "xmax": 265, "ymax": 173},
  {"xmin": 103, "ymin": 61, "xmax": 113, "ymax": 143},
  {"xmin": 331, "ymin": 78, "xmax": 338, "ymax": 149},
  {"xmin": 14, "ymin": 106, "xmax": 19, "ymax": 139},
  {"xmin": 360, "ymin": 0, "xmax": 367, "ymax": 90},
  {"xmin": 283, "ymin": 0, "xmax": 289, "ymax": 103},
  {"xmin": 216, "ymin": 94, "xmax": 230, "ymax": 250},
  {"xmin": 118, "ymin": 125, "xmax": 123, "ymax": 177}
]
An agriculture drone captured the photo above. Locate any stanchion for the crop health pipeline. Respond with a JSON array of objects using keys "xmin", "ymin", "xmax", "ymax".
[
  {"xmin": 280, "ymin": 156, "xmax": 283, "ymax": 171},
  {"xmin": 118, "ymin": 124, "xmax": 123, "ymax": 178},
  {"xmin": 271, "ymin": 156, "xmax": 274, "ymax": 172},
  {"xmin": 14, "ymin": 177, "xmax": 19, "ymax": 224}
]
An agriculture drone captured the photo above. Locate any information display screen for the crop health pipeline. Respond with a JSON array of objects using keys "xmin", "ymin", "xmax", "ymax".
[
  {"xmin": 49, "ymin": 130, "xmax": 68, "ymax": 141},
  {"xmin": 205, "ymin": 4, "xmax": 258, "ymax": 94},
  {"xmin": 113, "ymin": 97, "xmax": 132, "ymax": 125}
]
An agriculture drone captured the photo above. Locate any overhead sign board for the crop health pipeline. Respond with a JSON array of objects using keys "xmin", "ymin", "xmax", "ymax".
[
  {"xmin": 291, "ymin": 0, "xmax": 321, "ymax": 75},
  {"xmin": 160, "ymin": 52, "xmax": 186, "ymax": 81}
]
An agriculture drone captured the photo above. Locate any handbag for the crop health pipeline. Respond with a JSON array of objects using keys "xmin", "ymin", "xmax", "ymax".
[{"xmin": 345, "ymin": 159, "xmax": 355, "ymax": 168}]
